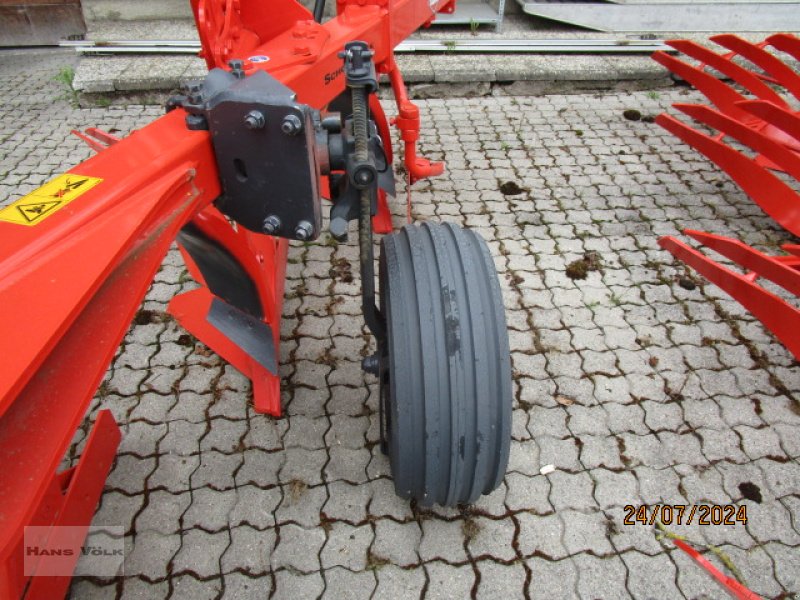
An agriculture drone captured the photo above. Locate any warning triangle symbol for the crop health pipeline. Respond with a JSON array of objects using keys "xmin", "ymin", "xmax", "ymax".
[{"xmin": 16, "ymin": 200, "xmax": 62, "ymax": 223}]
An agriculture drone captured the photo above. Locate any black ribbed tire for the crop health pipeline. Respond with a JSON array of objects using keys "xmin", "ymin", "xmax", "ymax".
[{"xmin": 378, "ymin": 221, "xmax": 512, "ymax": 507}]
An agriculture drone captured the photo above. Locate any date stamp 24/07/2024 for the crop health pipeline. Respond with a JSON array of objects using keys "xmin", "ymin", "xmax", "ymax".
[{"xmin": 623, "ymin": 504, "xmax": 748, "ymax": 526}]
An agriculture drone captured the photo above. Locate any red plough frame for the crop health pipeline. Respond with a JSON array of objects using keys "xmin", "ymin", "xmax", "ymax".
[{"xmin": 0, "ymin": 0, "xmax": 451, "ymax": 596}]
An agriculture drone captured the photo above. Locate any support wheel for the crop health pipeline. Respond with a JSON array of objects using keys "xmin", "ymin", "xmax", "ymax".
[{"xmin": 379, "ymin": 221, "xmax": 512, "ymax": 506}]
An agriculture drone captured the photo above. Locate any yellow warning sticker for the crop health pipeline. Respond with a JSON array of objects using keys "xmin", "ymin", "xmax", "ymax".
[{"xmin": 0, "ymin": 173, "xmax": 103, "ymax": 226}]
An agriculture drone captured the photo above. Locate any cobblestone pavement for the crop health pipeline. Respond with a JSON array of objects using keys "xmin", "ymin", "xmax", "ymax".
[{"xmin": 2, "ymin": 49, "xmax": 799, "ymax": 599}]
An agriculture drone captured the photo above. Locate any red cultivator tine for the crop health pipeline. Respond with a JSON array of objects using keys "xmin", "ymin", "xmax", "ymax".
[
  {"xmin": 739, "ymin": 99, "xmax": 800, "ymax": 144},
  {"xmin": 652, "ymin": 51, "xmax": 752, "ymax": 122},
  {"xmin": 666, "ymin": 39, "xmax": 787, "ymax": 108},
  {"xmin": 655, "ymin": 114, "xmax": 800, "ymax": 237},
  {"xmin": 683, "ymin": 229, "xmax": 800, "ymax": 295},
  {"xmin": 673, "ymin": 103, "xmax": 800, "ymax": 178},
  {"xmin": 711, "ymin": 34, "xmax": 800, "ymax": 102},
  {"xmin": 659, "ymin": 233, "xmax": 800, "ymax": 360},
  {"xmin": 768, "ymin": 33, "xmax": 800, "ymax": 63}
]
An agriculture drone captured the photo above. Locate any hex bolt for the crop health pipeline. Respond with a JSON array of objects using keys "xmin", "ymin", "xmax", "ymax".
[
  {"xmin": 281, "ymin": 114, "xmax": 303, "ymax": 136},
  {"xmin": 355, "ymin": 168, "xmax": 373, "ymax": 186},
  {"xmin": 185, "ymin": 81, "xmax": 202, "ymax": 104},
  {"xmin": 228, "ymin": 59, "xmax": 245, "ymax": 79},
  {"xmin": 294, "ymin": 220, "xmax": 313, "ymax": 241},
  {"xmin": 244, "ymin": 110, "xmax": 266, "ymax": 130},
  {"xmin": 262, "ymin": 215, "xmax": 281, "ymax": 235},
  {"xmin": 361, "ymin": 354, "xmax": 380, "ymax": 375}
]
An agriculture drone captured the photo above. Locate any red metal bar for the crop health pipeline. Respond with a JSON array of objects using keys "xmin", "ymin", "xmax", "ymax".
[
  {"xmin": 673, "ymin": 103, "xmax": 800, "ymax": 178},
  {"xmin": 666, "ymin": 39, "xmax": 787, "ymax": 108},
  {"xmin": 672, "ymin": 539, "xmax": 762, "ymax": 600},
  {"xmin": 767, "ymin": 33, "xmax": 800, "ymax": 63},
  {"xmin": 656, "ymin": 113, "xmax": 800, "ymax": 237},
  {"xmin": 0, "ymin": 109, "xmax": 220, "ymax": 597},
  {"xmin": 711, "ymin": 34, "xmax": 800, "ymax": 102},
  {"xmin": 659, "ymin": 233, "xmax": 800, "ymax": 360},
  {"xmin": 739, "ymin": 99, "xmax": 800, "ymax": 143},
  {"xmin": 652, "ymin": 51, "xmax": 753, "ymax": 123},
  {"xmin": 684, "ymin": 229, "xmax": 800, "ymax": 295}
]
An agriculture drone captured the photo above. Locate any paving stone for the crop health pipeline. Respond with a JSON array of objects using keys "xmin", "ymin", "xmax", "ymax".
[
  {"xmin": 182, "ymin": 488, "xmax": 237, "ymax": 531},
  {"xmin": 106, "ymin": 456, "xmax": 156, "ymax": 495},
  {"xmin": 634, "ymin": 465, "xmax": 686, "ymax": 505},
  {"xmin": 578, "ymin": 434, "xmax": 625, "ymax": 470},
  {"xmin": 507, "ymin": 439, "xmax": 540, "ymax": 476},
  {"xmin": 323, "ymin": 480, "xmax": 372, "ymax": 523},
  {"xmin": 229, "ymin": 484, "xmax": 282, "ymax": 530},
  {"xmin": 476, "ymin": 560, "xmax": 527, "ymax": 599},
  {"xmin": 276, "ymin": 482, "xmax": 327, "ymax": 527},
  {"xmin": 160, "ymin": 420, "xmax": 204, "ymax": 456},
  {"xmin": 272, "ymin": 570, "xmax": 325, "ymax": 600},
  {"xmin": 169, "ymin": 575, "xmax": 222, "ymax": 599},
  {"xmin": 592, "ymin": 468, "xmax": 640, "ymax": 509},
  {"xmin": 321, "ymin": 522, "xmax": 373, "ymax": 571},
  {"xmin": 279, "ymin": 448, "xmax": 328, "ymax": 486},
  {"xmin": 680, "ymin": 467, "xmax": 733, "ymax": 505},
  {"xmin": 135, "ymin": 490, "xmax": 191, "ymax": 534},
  {"xmin": 118, "ymin": 578, "xmax": 169, "ymax": 599},
  {"xmin": 764, "ymin": 541, "xmax": 800, "ymax": 593},
  {"xmin": 517, "ymin": 512, "xmax": 568, "ymax": 560},
  {"xmin": 322, "ymin": 567, "xmax": 377, "ymax": 600},
  {"xmin": 566, "ymin": 405, "xmax": 610, "ymax": 436},
  {"xmin": 243, "ymin": 415, "xmax": 286, "ymax": 451},
  {"xmin": 367, "ymin": 478, "xmax": 413, "ymax": 520},
  {"xmin": 505, "ymin": 472, "xmax": 553, "ymax": 514},
  {"xmin": 220, "ymin": 525, "xmax": 276, "ymax": 576},
  {"xmin": 561, "ymin": 509, "xmax": 615, "ymax": 555},
  {"xmin": 271, "ymin": 524, "xmax": 326, "ymax": 573},
  {"xmin": 548, "ymin": 470, "xmax": 598, "ymax": 511},
  {"xmin": 371, "ymin": 519, "xmax": 421, "ymax": 567},
  {"xmin": 527, "ymin": 406, "xmax": 570, "ymax": 438},
  {"xmin": 526, "ymin": 557, "xmax": 578, "ymax": 600},
  {"xmin": 235, "ymin": 448, "xmax": 284, "ymax": 488},
  {"xmin": 372, "ymin": 564, "xmax": 426, "ymax": 599},
  {"xmin": 735, "ymin": 425, "xmax": 785, "ymax": 461},
  {"xmin": 190, "ymin": 450, "xmax": 242, "ymax": 490},
  {"xmin": 93, "ymin": 491, "xmax": 144, "ymax": 532},
  {"xmin": 572, "ymin": 554, "xmax": 629, "ymax": 599},
  {"xmin": 745, "ymin": 500, "xmax": 800, "ymax": 546},
  {"xmin": 425, "ymin": 562, "xmax": 475, "ymax": 600},
  {"xmin": 537, "ymin": 435, "xmax": 581, "ymax": 471},
  {"xmin": 622, "ymin": 551, "xmax": 683, "ymax": 599},
  {"xmin": 221, "ymin": 572, "xmax": 272, "ymax": 599},
  {"xmin": 467, "ymin": 516, "xmax": 516, "ymax": 562},
  {"xmin": 148, "ymin": 453, "xmax": 199, "ymax": 493},
  {"xmin": 172, "ymin": 529, "xmax": 229, "ymax": 578},
  {"xmin": 417, "ymin": 518, "xmax": 467, "ymax": 563},
  {"xmin": 125, "ymin": 531, "xmax": 181, "ymax": 579}
]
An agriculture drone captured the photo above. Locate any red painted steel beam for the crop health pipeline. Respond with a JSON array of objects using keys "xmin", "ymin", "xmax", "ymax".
[
  {"xmin": 660, "ymin": 233, "xmax": 800, "ymax": 360},
  {"xmin": 0, "ymin": 109, "xmax": 220, "ymax": 598},
  {"xmin": 710, "ymin": 34, "xmax": 800, "ymax": 102},
  {"xmin": 655, "ymin": 113, "xmax": 800, "ymax": 238},
  {"xmin": 0, "ymin": 1, "xmax": 453, "ymax": 595},
  {"xmin": 666, "ymin": 39, "xmax": 787, "ymax": 108},
  {"xmin": 672, "ymin": 103, "xmax": 800, "ymax": 178}
]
